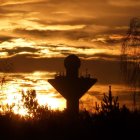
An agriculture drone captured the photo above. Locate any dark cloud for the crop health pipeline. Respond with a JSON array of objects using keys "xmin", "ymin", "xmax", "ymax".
[
  {"xmin": 1, "ymin": 0, "xmax": 139, "ymax": 47},
  {"xmin": 0, "ymin": 53, "xmax": 123, "ymax": 84},
  {"xmin": 0, "ymin": 54, "xmax": 64, "ymax": 73},
  {"xmin": 0, "ymin": 6, "xmax": 29, "ymax": 18},
  {"xmin": 14, "ymin": 28, "xmax": 94, "ymax": 43},
  {"xmin": 14, "ymin": 27, "xmax": 103, "ymax": 39},
  {"xmin": 92, "ymin": 53, "xmax": 120, "ymax": 60},
  {"xmin": 1, "ymin": 47, "xmax": 39, "ymax": 55},
  {"xmin": 14, "ymin": 27, "xmax": 124, "ymax": 47},
  {"xmin": 0, "ymin": 35, "xmax": 14, "ymax": 42},
  {"xmin": 14, "ymin": 28, "xmax": 49, "ymax": 39},
  {"xmin": 1, "ymin": 0, "xmax": 140, "ymax": 27},
  {"xmin": 80, "ymin": 58, "xmax": 122, "ymax": 84}
]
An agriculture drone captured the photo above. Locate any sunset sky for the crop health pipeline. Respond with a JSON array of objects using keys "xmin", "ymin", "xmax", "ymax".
[
  {"xmin": 0, "ymin": 0, "xmax": 140, "ymax": 112},
  {"xmin": 0, "ymin": 0, "xmax": 140, "ymax": 81}
]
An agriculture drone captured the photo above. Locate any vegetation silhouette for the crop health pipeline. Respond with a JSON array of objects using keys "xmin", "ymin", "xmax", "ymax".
[
  {"xmin": 95, "ymin": 86, "xmax": 119, "ymax": 114},
  {"xmin": 0, "ymin": 87, "xmax": 139, "ymax": 140}
]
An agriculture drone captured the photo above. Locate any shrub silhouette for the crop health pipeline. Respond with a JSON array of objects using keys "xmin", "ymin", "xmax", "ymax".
[
  {"xmin": 21, "ymin": 89, "xmax": 54, "ymax": 120},
  {"xmin": 100, "ymin": 86, "xmax": 119, "ymax": 114},
  {"xmin": 21, "ymin": 89, "xmax": 38, "ymax": 117}
]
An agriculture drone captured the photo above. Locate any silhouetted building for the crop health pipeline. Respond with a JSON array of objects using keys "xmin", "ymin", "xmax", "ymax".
[{"xmin": 48, "ymin": 54, "xmax": 97, "ymax": 117}]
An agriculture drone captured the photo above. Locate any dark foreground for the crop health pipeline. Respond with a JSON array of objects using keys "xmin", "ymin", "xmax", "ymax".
[{"xmin": 0, "ymin": 109, "xmax": 140, "ymax": 140}]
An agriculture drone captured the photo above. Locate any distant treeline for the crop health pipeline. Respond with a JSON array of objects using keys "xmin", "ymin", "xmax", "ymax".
[{"xmin": 0, "ymin": 88, "xmax": 140, "ymax": 140}]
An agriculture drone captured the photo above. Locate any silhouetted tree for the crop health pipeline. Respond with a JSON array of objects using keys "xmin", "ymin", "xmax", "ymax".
[
  {"xmin": 21, "ymin": 89, "xmax": 39, "ymax": 117},
  {"xmin": 21, "ymin": 89, "xmax": 50, "ymax": 119},
  {"xmin": 95, "ymin": 101, "xmax": 100, "ymax": 113},
  {"xmin": 101, "ymin": 86, "xmax": 119, "ymax": 113}
]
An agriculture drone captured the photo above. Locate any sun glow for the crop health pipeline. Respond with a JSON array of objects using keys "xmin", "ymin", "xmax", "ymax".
[
  {"xmin": 0, "ymin": 74, "xmax": 66, "ymax": 116},
  {"xmin": 1, "ymin": 90, "xmax": 66, "ymax": 116},
  {"xmin": 0, "ymin": 71, "xmax": 67, "ymax": 116},
  {"xmin": 1, "ymin": 92, "xmax": 28, "ymax": 116},
  {"xmin": 37, "ymin": 94, "xmax": 66, "ymax": 110}
]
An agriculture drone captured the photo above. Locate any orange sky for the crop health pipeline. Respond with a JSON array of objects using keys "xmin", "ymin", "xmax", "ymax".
[{"xmin": 0, "ymin": 0, "xmax": 140, "ymax": 84}]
